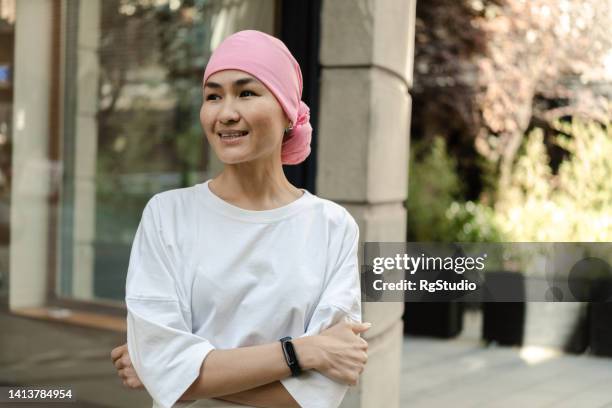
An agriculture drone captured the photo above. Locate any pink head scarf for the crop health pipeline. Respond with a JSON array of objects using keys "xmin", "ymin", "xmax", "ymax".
[{"xmin": 203, "ymin": 30, "xmax": 312, "ymax": 165}]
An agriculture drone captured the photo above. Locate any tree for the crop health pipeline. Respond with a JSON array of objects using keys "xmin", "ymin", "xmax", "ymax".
[{"xmin": 412, "ymin": 0, "xmax": 612, "ymax": 198}]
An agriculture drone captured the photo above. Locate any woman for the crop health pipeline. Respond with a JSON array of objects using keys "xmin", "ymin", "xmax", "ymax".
[{"xmin": 111, "ymin": 30, "xmax": 369, "ymax": 408}]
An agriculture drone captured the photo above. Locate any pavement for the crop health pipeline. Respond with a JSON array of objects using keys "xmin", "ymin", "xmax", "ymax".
[
  {"xmin": 400, "ymin": 310, "xmax": 612, "ymax": 407},
  {"xmin": 3, "ymin": 309, "xmax": 612, "ymax": 407}
]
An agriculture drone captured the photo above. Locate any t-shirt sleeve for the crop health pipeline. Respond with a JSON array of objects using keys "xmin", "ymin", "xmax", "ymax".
[
  {"xmin": 281, "ymin": 211, "xmax": 362, "ymax": 408},
  {"xmin": 126, "ymin": 195, "xmax": 215, "ymax": 408}
]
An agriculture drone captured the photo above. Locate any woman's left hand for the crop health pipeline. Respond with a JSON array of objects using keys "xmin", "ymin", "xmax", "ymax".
[{"xmin": 111, "ymin": 343, "xmax": 144, "ymax": 389}]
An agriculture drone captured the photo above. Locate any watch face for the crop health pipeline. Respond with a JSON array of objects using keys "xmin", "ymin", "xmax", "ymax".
[
  {"xmin": 280, "ymin": 338, "xmax": 302, "ymax": 375},
  {"xmin": 285, "ymin": 342, "xmax": 296, "ymax": 364}
]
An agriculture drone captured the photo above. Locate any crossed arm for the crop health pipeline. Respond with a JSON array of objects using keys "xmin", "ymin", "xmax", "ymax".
[
  {"xmin": 212, "ymin": 381, "xmax": 300, "ymax": 407},
  {"xmin": 112, "ymin": 320, "xmax": 370, "ymax": 407}
]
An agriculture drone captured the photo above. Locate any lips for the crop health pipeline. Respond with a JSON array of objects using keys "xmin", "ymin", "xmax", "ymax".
[{"xmin": 218, "ymin": 130, "xmax": 248, "ymax": 139}]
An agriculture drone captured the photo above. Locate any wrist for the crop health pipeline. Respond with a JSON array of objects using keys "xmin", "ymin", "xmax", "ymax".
[{"xmin": 291, "ymin": 336, "xmax": 320, "ymax": 371}]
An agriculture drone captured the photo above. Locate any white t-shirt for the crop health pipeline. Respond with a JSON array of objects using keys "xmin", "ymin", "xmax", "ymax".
[{"xmin": 126, "ymin": 180, "xmax": 362, "ymax": 408}]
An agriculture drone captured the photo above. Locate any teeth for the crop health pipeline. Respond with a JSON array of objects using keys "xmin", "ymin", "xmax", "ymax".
[{"xmin": 219, "ymin": 132, "xmax": 247, "ymax": 139}]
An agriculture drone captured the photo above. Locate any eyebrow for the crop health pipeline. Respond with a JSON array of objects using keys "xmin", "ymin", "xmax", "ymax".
[{"xmin": 204, "ymin": 77, "xmax": 259, "ymax": 89}]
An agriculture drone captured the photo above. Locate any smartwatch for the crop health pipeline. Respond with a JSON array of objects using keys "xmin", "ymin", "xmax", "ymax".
[{"xmin": 280, "ymin": 336, "xmax": 302, "ymax": 377}]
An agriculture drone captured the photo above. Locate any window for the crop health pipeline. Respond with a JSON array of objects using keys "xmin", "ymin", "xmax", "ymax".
[{"xmin": 9, "ymin": 0, "xmax": 275, "ymax": 320}]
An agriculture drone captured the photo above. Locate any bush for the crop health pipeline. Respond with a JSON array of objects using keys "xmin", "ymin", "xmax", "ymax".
[
  {"xmin": 407, "ymin": 137, "xmax": 462, "ymax": 242},
  {"xmin": 495, "ymin": 120, "xmax": 612, "ymax": 241},
  {"xmin": 445, "ymin": 201, "xmax": 503, "ymax": 242},
  {"xmin": 407, "ymin": 137, "xmax": 502, "ymax": 242}
]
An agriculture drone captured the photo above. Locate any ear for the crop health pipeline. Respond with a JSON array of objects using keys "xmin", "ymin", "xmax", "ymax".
[{"xmin": 284, "ymin": 121, "xmax": 293, "ymax": 134}]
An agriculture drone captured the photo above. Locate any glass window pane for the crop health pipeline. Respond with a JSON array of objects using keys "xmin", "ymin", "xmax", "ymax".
[{"xmin": 58, "ymin": 0, "xmax": 276, "ymax": 303}]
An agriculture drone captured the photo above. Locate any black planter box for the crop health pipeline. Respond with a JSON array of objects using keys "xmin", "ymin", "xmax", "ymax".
[
  {"xmin": 589, "ymin": 278, "xmax": 612, "ymax": 357},
  {"xmin": 482, "ymin": 271, "xmax": 526, "ymax": 346},
  {"xmin": 590, "ymin": 303, "xmax": 612, "ymax": 356},
  {"xmin": 403, "ymin": 301, "xmax": 463, "ymax": 338},
  {"xmin": 482, "ymin": 302, "xmax": 525, "ymax": 346}
]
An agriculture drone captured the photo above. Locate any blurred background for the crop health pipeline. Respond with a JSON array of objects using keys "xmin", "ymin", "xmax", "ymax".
[{"xmin": 0, "ymin": 0, "xmax": 610, "ymax": 407}]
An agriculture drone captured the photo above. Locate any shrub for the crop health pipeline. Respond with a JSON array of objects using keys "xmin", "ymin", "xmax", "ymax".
[
  {"xmin": 407, "ymin": 137, "xmax": 502, "ymax": 242},
  {"xmin": 495, "ymin": 120, "xmax": 612, "ymax": 241},
  {"xmin": 407, "ymin": 137, "xmax": 462, "ymax": 242},
  {"xmin": 445, "ymin": 200, "xmax": 503, "ymax": 242}
]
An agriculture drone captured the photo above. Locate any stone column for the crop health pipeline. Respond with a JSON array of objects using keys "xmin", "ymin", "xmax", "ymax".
[
  {"xmin": 9, "ymin": 0, "xmax": 54, "ymax": 309},
  {"xmin": 317, "ymin": 0, "xmax": 416, "ymax": 407},
  {"xmin": 72, "ymin": 0, "xmax": 101, "ymax": 300},
  {"xmin": 10, "ymin": 0, "xmax": 101, "ymax": 305}
]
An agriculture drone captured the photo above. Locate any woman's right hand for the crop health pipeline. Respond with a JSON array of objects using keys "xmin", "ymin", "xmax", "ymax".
[
  {"xmin": 111, "ymin": 343, "xmax": 144, "ymax": 389},
  {"xmin": 302, "ymin": 319, "xmax": 370, "ymax": 386}
]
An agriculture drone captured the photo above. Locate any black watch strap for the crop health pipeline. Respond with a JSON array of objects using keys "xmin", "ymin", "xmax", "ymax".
[{"xmin": 280, "ymin": 336, "xmax": 302, "ymax": 377}]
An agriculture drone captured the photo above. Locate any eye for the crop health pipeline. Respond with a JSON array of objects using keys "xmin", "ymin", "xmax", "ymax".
[
  {"xmin": 240, "ymin": 90, "xmax": 257, "ymax": 97},
  {"xmin": 205, "ymin": 94, "xmax": 220, "ymax": 101}
]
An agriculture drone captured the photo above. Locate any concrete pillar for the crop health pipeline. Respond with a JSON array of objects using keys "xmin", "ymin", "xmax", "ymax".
[
  {"xmin": 9, "ymin": 0, "xmax": 54, "ymax": 309},
  {"xmin": 317, "ymin": 0, "xmax": 416, "ymax": 406},
  {"xmin": 72, "ymin": 0, "xmax": 101, "ymax": 300},
  {"xmin": 10, "ymin": 0, "xmax": 101, "ymax": 305}
]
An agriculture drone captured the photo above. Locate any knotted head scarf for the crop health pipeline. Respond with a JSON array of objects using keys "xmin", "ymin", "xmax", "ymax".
[{"xmin": 203, "ymin": 30, "xmax": 312, "ymax": 165}]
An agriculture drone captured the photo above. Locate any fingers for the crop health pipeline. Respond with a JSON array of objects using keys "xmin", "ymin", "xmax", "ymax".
[
  {"xmin": 122, "ymin": 377, "xmax": 143, "ymax": 389},
  {"xmin": 110, "ymin": 343, "xmax": 127, "ymax": 362},
  {"xmin": 325, "ymin": 352, "xmax": 369, "ymax": 385},
  {"xmin": 350, "ymin": 321, "xmax": 372, "ymax": 334},
  {"xmin": 118, "ymin": 366, "xmax": 144, "ymax": 389},
  {"xmin": 113, "ymin": 343, "xmax": 143, "ymax": 390},
  {"xmin": 117, "ymin": 366, "xmax": 137, "ymax": 379},
  {"xmin": 114, "ymin": 355, "xmax": 132, "ymax": 370},
  {"xmin": 129, "ymin": 379, "xmax": 144, "ymax": 389}
]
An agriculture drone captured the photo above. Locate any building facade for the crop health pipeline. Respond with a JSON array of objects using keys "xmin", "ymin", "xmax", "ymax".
[{"xmin": 1, "ymin": 1, "xmax": 415, "ymax": 406}]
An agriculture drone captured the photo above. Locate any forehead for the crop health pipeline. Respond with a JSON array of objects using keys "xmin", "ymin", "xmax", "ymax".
[{"xmin": 205, "ymin": 69, "xmax": 263, "ymax": 86}]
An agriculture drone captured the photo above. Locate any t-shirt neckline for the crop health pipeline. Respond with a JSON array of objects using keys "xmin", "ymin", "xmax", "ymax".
[{"xmin": 197, "ymin": 179, "xmax": 314, "ymax": 223}]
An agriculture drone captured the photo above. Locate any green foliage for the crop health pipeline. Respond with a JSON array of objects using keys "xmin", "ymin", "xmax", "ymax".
[
  {"xmin": 445, "ymin": 201, "xmax": 503, "ymax": 242},
  {"xmin": 495, "ymin": 120, "xmax": 612, "ymax": 241},
  {"xmin": 407, "ymin": 137, "xmax": 462, "ymax": 241},
  {"xmin": 407, "ymin": 137, "xmax": 502, "ymax": 242}
]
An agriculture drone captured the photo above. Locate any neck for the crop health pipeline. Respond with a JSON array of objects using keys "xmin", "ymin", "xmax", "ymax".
[{"xmin": 210, "ymin": 159, "xmax": 302, "ymax": 211}]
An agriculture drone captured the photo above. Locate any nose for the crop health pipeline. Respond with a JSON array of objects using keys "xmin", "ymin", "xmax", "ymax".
[{"xmin": 218, "ymin": 97, "xmax": 240, "ymax": 124}]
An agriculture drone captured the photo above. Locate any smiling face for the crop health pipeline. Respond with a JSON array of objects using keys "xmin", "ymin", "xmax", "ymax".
[{"xmin": 201, "ymin": 70, "xmax": 289, "ymax": 165}]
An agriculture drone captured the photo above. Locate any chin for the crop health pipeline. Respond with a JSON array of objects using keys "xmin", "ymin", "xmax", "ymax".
[
  {"xmin": 216, "ymin": 152, "xmax": 254, "ymax": 165},
  {"xmin": 212, "ymin": 144, "xmax": 278, "ymax": 165}
]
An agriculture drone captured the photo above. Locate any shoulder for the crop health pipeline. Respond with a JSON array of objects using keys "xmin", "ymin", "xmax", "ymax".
[
  {"xmin": 146, "ymin": 185, "xmax": 199, "ymax": 217},
  {"xmin": 141, "ymin": 186, "xmax": 200, "ymax": 244},
  {"xmin": 307, "ymin": 194, "xmax": 359, "ymax": 237}
]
